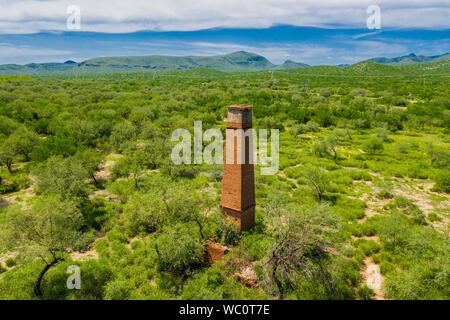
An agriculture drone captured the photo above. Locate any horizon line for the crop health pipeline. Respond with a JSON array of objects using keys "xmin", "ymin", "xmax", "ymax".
[{"xmin": 1, "ymin": 50, "xmax": 449, "ymax": 68}]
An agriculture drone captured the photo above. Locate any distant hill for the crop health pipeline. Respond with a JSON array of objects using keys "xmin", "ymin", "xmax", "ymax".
[
  {"xmin": 0, "ymin": 51, "xmax": 449, "ymax": 75},
  {"xmin": 397, "ymin": 59, "xmax": 450, "ymax": 74},
  {"xmin": 63, "ymin": 60, "xmax": 78, "ymax": 65},
  {"xmin": 0, "ymin": 51, "xmax": 277, "ymax": 75},
  {"xmin": 346, "ymin": 61, "xmax": 399, "ymax": 74},
  {"xmin": 276, "ymin": 60, "xmax": 309, "ymax": 69},
  {"xmin": 0, "ymin": 62, "xmax": 79, "ymax": 75},
  {"xmin": 369, "ymin": 52, "xmax": 450, "ymax": 66},
  {"xmin": 275, "ymin": 60, "xmax": 450, "ymax": 77},
  {"xmin": 79, "ymin": 50, "xmax": 275, "ymax": 72}
]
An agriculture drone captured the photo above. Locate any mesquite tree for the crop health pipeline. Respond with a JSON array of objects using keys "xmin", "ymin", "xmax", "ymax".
[
  {"xmin": 301, "ymin": 165, "xmax": 329, "ymax": 201},
  {"xmin": 1, "ymin": 195, "xmax": 83, "ymax": 297},
  {"xmin": 263, "ymin": 201, "xmax": 340, "ymax": 299}
]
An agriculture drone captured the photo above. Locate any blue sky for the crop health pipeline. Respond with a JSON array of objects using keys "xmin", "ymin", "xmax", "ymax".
[{"xmin": 0, "ymin": 1, "xmax": 449, "ymax": 65}]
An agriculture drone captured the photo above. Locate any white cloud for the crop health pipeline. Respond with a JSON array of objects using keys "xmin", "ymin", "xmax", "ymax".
[
  {"xmin": 0, "ymin": 34, "xmax": 448, "ymax": 65},
  {"xmin": 0, "ymin": 43, "xmax": 72, "ymax": 63},
  {"xmin": 126, "ymin": 39, "xmax": 411, "ymax": 65},
  {"xmin": 0, "ymin": 0, "xmax": 449, "ymax": 34}
]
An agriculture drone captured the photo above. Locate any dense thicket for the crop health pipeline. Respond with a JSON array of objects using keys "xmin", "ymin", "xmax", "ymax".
[{"xmin": 0, "ymin": 69, "xmax": 448, "ymax": 300}]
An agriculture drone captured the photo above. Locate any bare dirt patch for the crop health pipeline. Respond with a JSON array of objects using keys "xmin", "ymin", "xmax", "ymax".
[
  {"xmin": 96, "ymin": 153, "xmax": 123, "ymax": 181},
  {"xmin": 354, "ymin": 175, "xmax": 449, "ymax": 227},
  {"xmin": 391, "ymin": 178, "xmax": 450, "ymax": 214},
  {"xmin": 393, "ymin": 187, "xmax": 434, "ymax": 214},
  {"xmin": 390, "ymin": 179, "xmax": 450, "ymax": 232},
  {"xmin": 0, "ymin": 252, "xmax": 19, "ymax": 265},
  {"xmin": 0, "ymin": 175, "xmax": 36, "ymax": 209},
  {"xmin": 352, "ymin": 235, "xmax": 380, "ymax": 243},
  {"xmin": 235, "ymin": 264, "xmax": 259, "ymax": 288},
  {"xmin": 361, "ymin": 257, "xmax": 385, "ymax": 300},
  {"xmin": 71, "ymin": 248, "xmax": 98, "ymax": 261},
  {"xmin": 89, "ymin": 189, "xmax": 120, "ymax": 202}
]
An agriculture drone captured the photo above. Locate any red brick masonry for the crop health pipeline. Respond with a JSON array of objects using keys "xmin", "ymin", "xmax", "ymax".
[
  {"xmin": 220, "ymin": 105, "xmax": 256, "ymax": 231},
  {"xmin": 206, "ymin": 242, "xmax": 229, "ymax": 263}
]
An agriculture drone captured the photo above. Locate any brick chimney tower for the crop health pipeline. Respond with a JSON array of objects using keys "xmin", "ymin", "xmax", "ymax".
[{"xmin": 220, "ymin": 105, "xmax": 255, "ymax": 231}]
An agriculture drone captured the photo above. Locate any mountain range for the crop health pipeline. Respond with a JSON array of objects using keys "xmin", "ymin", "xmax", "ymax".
[
  {"xmin": 369, "ymin": 52, "xmax": 450, "ymax": 66},
  {"xmin": 0, "ymin": 51, "xmax": 448, "ymax": 75}
]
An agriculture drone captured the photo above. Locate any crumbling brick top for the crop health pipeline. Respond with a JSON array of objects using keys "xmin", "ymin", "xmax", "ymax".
[
  {"xmin": 229, "ymin": 104, "xmax": 252, "ymax": 110},
  {"xmin": 226, "ymin": 105, "xmax": 252, "ymax": 128}
]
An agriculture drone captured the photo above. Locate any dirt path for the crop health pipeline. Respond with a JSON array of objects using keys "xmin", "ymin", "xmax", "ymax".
[
  {"xmin": 70, "ymin": 249, "xmax": 99, "ymax": 261},
  {"xmin": 95, "ymin": 153, "xmax": 123, "ymax": 181},
  {"xmin": 361, "ymin": 257, "xmax": 385, "ymax": 300},
  {"xmin": 89, "ymin": 153, "xmax": 123, "ymax": 201},
  {"xmin": 277, "ymin": 170, "xmax": 299, "ymax": 187}
]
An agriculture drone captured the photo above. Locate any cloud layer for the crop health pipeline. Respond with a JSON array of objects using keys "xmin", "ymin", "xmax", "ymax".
[{"xmin": 0, "ymin": 0, "xmax": 449, "ymax": 34}]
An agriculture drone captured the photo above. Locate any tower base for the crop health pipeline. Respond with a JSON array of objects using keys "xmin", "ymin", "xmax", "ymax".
[{"xmin": 222, "ymin": 206, "xmax": 255, "ymax": 232}]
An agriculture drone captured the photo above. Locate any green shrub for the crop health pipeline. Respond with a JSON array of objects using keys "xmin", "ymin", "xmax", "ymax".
[
  {"xmin": 106, "ymin": 229, "xmax": 128, "ymax": 243},
  {"xmin": 182, "ymin": 268, "xmax": 225, "ymax": 300},
  {"xmin": 363, "ymin": 137, "xmax": 384, "ymax": 155},
  {"xmin": 107, "ymin": 179, "xmax": 136, "ymax": 202},
  {"xmin": 348, "ymin": 170, "xmax": 372, "ymax": 181},
  {"xmin": 387, "ymin": 196, "xmax": 426, "ymax": 225},
  {"xmin": 407, "ymin": 165, "xmax": 428, "ymax": 179},
  {"xmin": 355, "ymin": 239, "xmax": 380, "ymax": 256},
  {"xmin": 385, "ymin": 261, "xmax": 450, "ymax": 300},
  {"xmin": 70, "ymin": 260, "xmax": 114, "ymax": 300},
  {"xmin": 377, "ymin": 189, "xmax": 393, "ymax": 199},
  {"xmin": 0, "ymin": 182, "xmax": 19, "ymax": 194},
  {"xmin": 239, "ymin": 234, "xmax": 272, "ymax": 261},
  {"xmin": 358, "ymin": 285, "xmax": 374, "ymax": 300},
  {"xmin": 156, "ymin": 224, "xmax": 205, "ymax": 277},
  {"xmin": 334, "ymin": 197, "xmax": 366, "ymax": 221},
  {"xmin": 427, "ymin": 145, "xmax": 450, "ymax": 168},
  {"xmin": 216, "ymin": 218, "xmax": 240, "ymax": 246},
  {"xmin": 291, "ymin": 121, "xmax": 320, "ymax": 135},
  {"xmin": 359, "ymin": 222, "xmax": 378, "ymax": 237},
  {"xmin": 374, "ymin": 128, "xmax": 391, "ymax": 142},
  {"xmin": 427, "ymin": 212, "xmax": 441, "ymax": 223},
  {"xmin": 5, "ymin": 258, "xmax": 16, "ymax": 268},
  {"xmin": 104, "ymin": 279, "xmax": 133, "ymax": 300},
  {"xmin": 121, "ymin": 193, "xmax": 167, "ymax": 236},
  {"xmin": 409, "ymin": 206, "xmax": 427, "ymax": 225},
  {"xmin": 388, "ymin": 196, "xmax": 413, "ymax": 209},
  {"xmin": 434, "ymin": 171, "xmax": 450, "ymax": 193},
  {"xmin": 323, "ymin": 192, "xmax": 339, "ymax": 204}
]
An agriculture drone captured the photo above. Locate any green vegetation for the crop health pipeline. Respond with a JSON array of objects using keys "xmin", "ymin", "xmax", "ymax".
[{"xmin": 0, "ymin": 64, "xmax": 448, "ymax": 300}]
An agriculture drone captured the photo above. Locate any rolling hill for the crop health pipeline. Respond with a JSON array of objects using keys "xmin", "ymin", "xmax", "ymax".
[
  {"xmin": 276, "ymin": 60, "xmax": 309, "ymax": 69},
  {"xmin": 79, "ymin": 51, "xmax": 275, "ymax": 72},
  {"xmin": 369, "ymin": 52, "xmax": 450, "ymax": 66},
  {"xmin": 0, "ymin": 51, "xmax": 275, "ymax": 75},
  {"xmin": 0, "ymin": 51, "xmax": 449, "ymax": 76}
]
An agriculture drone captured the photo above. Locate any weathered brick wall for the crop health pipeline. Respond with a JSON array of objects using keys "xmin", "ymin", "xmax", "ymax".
[{"xmin": 220, "ymin": 105, "xmax": 255, "ymax": 231}]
